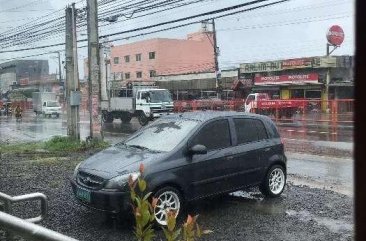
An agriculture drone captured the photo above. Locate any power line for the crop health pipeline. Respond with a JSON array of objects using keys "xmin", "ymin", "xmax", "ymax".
[{"xmin": 0, "ymin": 0, "xmax": 284, "ymax": 53}]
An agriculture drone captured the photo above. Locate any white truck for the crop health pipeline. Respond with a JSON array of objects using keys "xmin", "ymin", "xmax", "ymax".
[
  {"xmin": 32, "ymin": 92, "xmax": 62, "ymax": 118},
  {"xmin": 101, "ymin": 84, "xmax": 174, "ymax": 126}
]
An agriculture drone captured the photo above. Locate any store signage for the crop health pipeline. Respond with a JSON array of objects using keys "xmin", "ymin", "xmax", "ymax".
[
  {"xmin": 18, "ymin": 78, "xmax": 29, "ymax": 85},
  {"xmin": 326, "ymin": 25, "xmax": 345, "ymax": 46},
  {"xmin": 255, "ymin": 73, "xmax": 319, "ymax": 85},
  {"xmin": 282, "ymin": 58, "xmax": 313, "ymax": 70},
  {"xmin": 240, "ymin": 61, "xmax": 282, "ymax": 73},
  {"xmin": 241, "ymin": 58, "xmax": 322, "ymax": 73}
]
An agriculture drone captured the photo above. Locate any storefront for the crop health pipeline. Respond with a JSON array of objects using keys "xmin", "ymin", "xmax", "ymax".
[{"xmin": 239, "ymin": 56, "xmax": 353, "ymax": 101}]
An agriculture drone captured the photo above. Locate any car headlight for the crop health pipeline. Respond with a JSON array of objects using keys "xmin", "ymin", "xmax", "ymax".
[
  {"xmin": 73, "ymin": 162, "xmax": 82, "ymax": 179},
  {"xmin": 104, "ymin": 172, "xmax": 140, "ymax": 190}
]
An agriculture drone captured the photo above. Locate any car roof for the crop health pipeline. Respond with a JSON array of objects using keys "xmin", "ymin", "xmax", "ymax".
[{"xmin": 162, "ymin": 111, "xmax": 272, "ymax": 123}]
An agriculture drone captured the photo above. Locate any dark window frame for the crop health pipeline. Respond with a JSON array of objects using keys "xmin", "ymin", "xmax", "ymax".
[
  {"xmin": 189, "ymin": 118, "xmax": 232, "ymax": 152},
  {"xmin": 124, "ymin": 55, "xmax": 130, "ymax": 63},
  {"xmin": 136, "ymin": 53, "xmax": 142, "ymax": 61},
  {"xmin": 125, "ymin": 72, "xmax": 130, "ymax": 79},
  {"xmin": 136, "ymin": 71, "xmax": 142, "ymax": 78},
  {"xmin": 233, "ymin": 118, "xmax": 268, "ymax": 145},
  {"xmin": 149, "ymin": 51, "xmax": 156, "ymax": 59},
  {"xmin": 150, "ymin": 70, "xmax": 156, "ymax": 77},
  {"xmin": 113, "ymin": 57, "xmax": 119, "ymax": 64}
]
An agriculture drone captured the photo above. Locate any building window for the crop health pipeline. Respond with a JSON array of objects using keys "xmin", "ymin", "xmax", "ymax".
[
  {"xmin": 136, "ymin": 71, "xmax": 142, "ymax": 78},
  {"xmin": 125, "ymin": 72, "xmax": 130, "ymax": 79},
  {"xmin": 124, "ymin": 55, "xmax": 130, "ymax": 63},
  {"xmin": 149, "ymin": 51, "xmax": 156, "ymax": 59},
  {"xmin": 149, "ymin": 70, "xmax": 156, "ymax": 77},
  {"xmin": 136, "ymin": 54, "xmax": 142, "ymax": 61},
  {"xmin": 113, "ymin": 57, "xmax": 119, "ymax": 64}
]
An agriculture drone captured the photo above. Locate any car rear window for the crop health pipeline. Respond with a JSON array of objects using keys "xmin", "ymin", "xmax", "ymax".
[
  {"xmin": 190, "ymin": 119, "xmax": 231, "ymax": 151},
  {"xmin": 234, "ymin": 118, "xmax": 268, "ymax": 144}
]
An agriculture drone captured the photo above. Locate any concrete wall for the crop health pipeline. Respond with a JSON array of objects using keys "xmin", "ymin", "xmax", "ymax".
[{"xmin": 109, "ymin": 31, "xmax": 215, "ymax": 83}]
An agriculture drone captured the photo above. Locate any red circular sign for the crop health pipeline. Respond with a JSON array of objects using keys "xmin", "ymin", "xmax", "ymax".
[{"xmin": 326, "ymin": 25, "xmax": 345, "ymax": 46}]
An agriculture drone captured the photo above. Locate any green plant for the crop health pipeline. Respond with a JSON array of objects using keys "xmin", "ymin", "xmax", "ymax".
[
  {"xmin": 129, "ymin": 164, "xmax": 156, "ymax": 241},
  {"xmin": 129, "ymin": 164, "xmax": 212, "ymax": 241}
]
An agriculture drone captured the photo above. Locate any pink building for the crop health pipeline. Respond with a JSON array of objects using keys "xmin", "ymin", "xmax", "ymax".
[{"xmin": 109, "ymin": 31, "xmax": 215, "ymax": 84}]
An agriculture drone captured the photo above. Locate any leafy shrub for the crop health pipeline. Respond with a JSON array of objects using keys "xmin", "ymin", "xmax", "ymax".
[
  {"xmin": 129, "ymin": 164, "xmax": 212, "ymax": 241},
  {"xmin": 43, "ymin": 136, "xmax": 109, "ymax": 152}
]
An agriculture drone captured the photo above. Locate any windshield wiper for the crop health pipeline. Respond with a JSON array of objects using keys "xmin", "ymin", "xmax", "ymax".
[
  {"xmin": 127, "ymin": 144, "xmax": 161, "ymax": 153},
  {"xmin": 127, "ymin": 144, "xmax": 148, "ymax": 150}
]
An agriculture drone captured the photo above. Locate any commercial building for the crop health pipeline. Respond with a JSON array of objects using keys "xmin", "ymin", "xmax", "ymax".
[
  {"xmin": 85, "ymin": 29, "xmax": 215, "ymax": 87},
  {"xmin": 239, "ymin": 55, "xmax": 354, "ymax": 100},
  {"xmin": 153, "ymin": 69, "xmax": 239, "ymax": 100},
  {"xmin": 0, "ymin": 60, "xmax": 62, "ymax": 101}
]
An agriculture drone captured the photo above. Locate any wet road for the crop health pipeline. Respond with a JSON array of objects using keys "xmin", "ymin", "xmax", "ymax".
[{"xmin": 0, "ymin": 111, "xmax": 354, "ymax": 143}]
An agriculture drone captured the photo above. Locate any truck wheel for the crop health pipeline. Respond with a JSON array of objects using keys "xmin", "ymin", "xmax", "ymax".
[
  {"xmin": 102, "ymin": 111, "xmax": 113, "ymax": 123},
  {"xmin": 121, "ymin": 114, "xmax": 132, "ymax": 124},
  {"xmin": 138, "ymin": 112, "xmax": 149, "ymax": 126}
]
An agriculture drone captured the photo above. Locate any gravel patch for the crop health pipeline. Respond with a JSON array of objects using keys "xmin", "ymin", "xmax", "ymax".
[{"xmin": 0, "ymin": 152, "xmax": 354, "ymax": 241}]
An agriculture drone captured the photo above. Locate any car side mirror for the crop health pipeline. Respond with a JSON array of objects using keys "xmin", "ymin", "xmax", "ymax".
[{"xmin": 188, "ymin": 144, "xmax": 207, "ymax": 155}]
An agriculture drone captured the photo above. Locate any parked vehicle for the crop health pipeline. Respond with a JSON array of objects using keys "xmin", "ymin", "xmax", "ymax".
[
  {"xmin": 244, "ymin": 93, "xmax": 302, "ymax": 118},
  {"xmin": 101, "ymin": 83, "xmax": 174, "ymax": 126},
  {"xmin": 70, "ymin": 111, "xmax": 287, "ymax": 226},
  {"xmin": 32, "ymin": 92, "xmax": 61, "ymax": 118}
]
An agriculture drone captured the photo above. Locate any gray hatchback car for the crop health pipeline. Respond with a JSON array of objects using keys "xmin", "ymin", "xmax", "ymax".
[{"xmin": 70, "ymin": 111, "xmax": 286, "ymax": 225}]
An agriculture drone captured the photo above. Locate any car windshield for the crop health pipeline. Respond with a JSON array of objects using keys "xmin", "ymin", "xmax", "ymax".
[
  {"xmin": 149, "ymin": 90, "xmax": 172, "ymax": 103},
  {"xmin": 122, "ymin": 118, "xmax": 199, "ymax": 152}
]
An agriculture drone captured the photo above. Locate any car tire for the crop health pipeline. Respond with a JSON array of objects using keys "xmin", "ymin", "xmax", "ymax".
[
  {"xmin": 138, "ymin": 112, "xmax": 149, "ymax": 126},
  {"xmin": 153, "ymin": 186, "xmax": 183, "ymax": 226},
  {"xmin": 260, "ymin": 165, "xmax": 286, "ymax": 198},
  {"xmin": 102, "ymin": 111, "xmax": 113, "ymax": 123},
  {"xmin": 121, "ymin": 114, "xmax": 132, "ymax": 124}
]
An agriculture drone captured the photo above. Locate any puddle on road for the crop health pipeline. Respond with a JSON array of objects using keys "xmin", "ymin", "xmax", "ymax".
[
  {"xmin": 228, "ymin": 191, "xmax": 287, "ymax": 215},
  {"xmin": 286, "ymin": 210, "xmax": 353, "ymax": 234}
]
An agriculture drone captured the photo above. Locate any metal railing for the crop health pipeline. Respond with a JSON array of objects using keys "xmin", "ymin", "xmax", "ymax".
[
  {"xmin": 0, "ymin": 192, "xmax": 48, "ymax": 223},
  {"xmin": 0, "ymin": 191, "xmax": 78, "ymax": 241},
  {"xmin": 0, "ymin": 211, "xmax": 78, "ymax": 241}
]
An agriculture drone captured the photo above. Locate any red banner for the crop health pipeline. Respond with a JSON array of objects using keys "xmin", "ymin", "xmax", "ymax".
[
  {"xmin": 255, "ymin": 73, "xmax": 319, "ymax": 85},
  {"xmin": 282, "ymin": 58, "xmax": 313, "ymax": 70}
]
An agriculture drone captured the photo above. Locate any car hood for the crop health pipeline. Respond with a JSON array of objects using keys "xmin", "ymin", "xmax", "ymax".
[{"xmin": 79, "ymin": 145, "xmax": 165, "ymax": 179}]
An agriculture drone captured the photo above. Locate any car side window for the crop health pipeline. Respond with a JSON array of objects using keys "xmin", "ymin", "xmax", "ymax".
[
  {"xmin": 234, "ymin": 118, "xmax": 268, "ymax": 144},
  {"xmin": 190, "ymin": 119, "xmax": 231, "ymax": 151}
]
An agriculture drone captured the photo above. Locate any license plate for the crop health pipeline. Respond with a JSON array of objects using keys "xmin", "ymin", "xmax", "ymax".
[{"xmin": 76, "ymin": 187, "xmax": 91, "ymax": 203}]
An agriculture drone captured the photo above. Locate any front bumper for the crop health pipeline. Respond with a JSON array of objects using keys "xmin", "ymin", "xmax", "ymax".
[
  {"xmin": 44, "ymin": 110, "xmax": 61, "ymax": 115},
  {"xmin": 151, "ymin": 112, "xmax": 174, "ymax": 118},
  {"xmin": 70, "ymin": 178, "xmax": 131, "ymax": 213}
]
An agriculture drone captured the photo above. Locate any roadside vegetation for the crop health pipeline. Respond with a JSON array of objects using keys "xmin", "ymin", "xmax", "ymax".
[{"xmin": 0, "ymin": 136, "xmax": 110, "ymax": 155}]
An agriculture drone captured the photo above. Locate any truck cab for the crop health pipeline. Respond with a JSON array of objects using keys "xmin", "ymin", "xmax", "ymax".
[
  {"xmin": 244, "ymin": 93, "xmax": 270, "ymax": 112},
  {"xmin": 42, "ymin": 100, "xmax": 62, "ymax": 118}
]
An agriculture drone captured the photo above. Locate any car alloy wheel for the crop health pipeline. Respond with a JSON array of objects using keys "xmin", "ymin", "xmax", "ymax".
[
  {"xmin": 153, "ymin": 189, "xmax": 181, "ymax": 226},
  {"xmin": 269, "ymin": 167, "xmax": 285, "ymax": 195},
  {"xmin": 260, "ymin": 165, "xmax": 286, "ymax": 197}
]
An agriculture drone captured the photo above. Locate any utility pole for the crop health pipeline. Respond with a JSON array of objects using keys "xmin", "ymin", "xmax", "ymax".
[
  {"xmin": 212, "ymin": 18, "xmax": 221, "ymax": 99},
  {"xmin": 87, "ymin": 0, "xmax": 103, "ymax": 139},
  {"xmin": 56, "ymin": 51, "xmax": 62, "ymax": 82},
  {"xmin": 65, "ymin": 5, "xmax": 80, "ymax": 139}
]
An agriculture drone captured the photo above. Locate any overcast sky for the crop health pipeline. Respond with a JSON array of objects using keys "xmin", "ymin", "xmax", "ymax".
[{"xmin": 0, "ymin": 0, "xmax": 355, "ymax": 78}]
